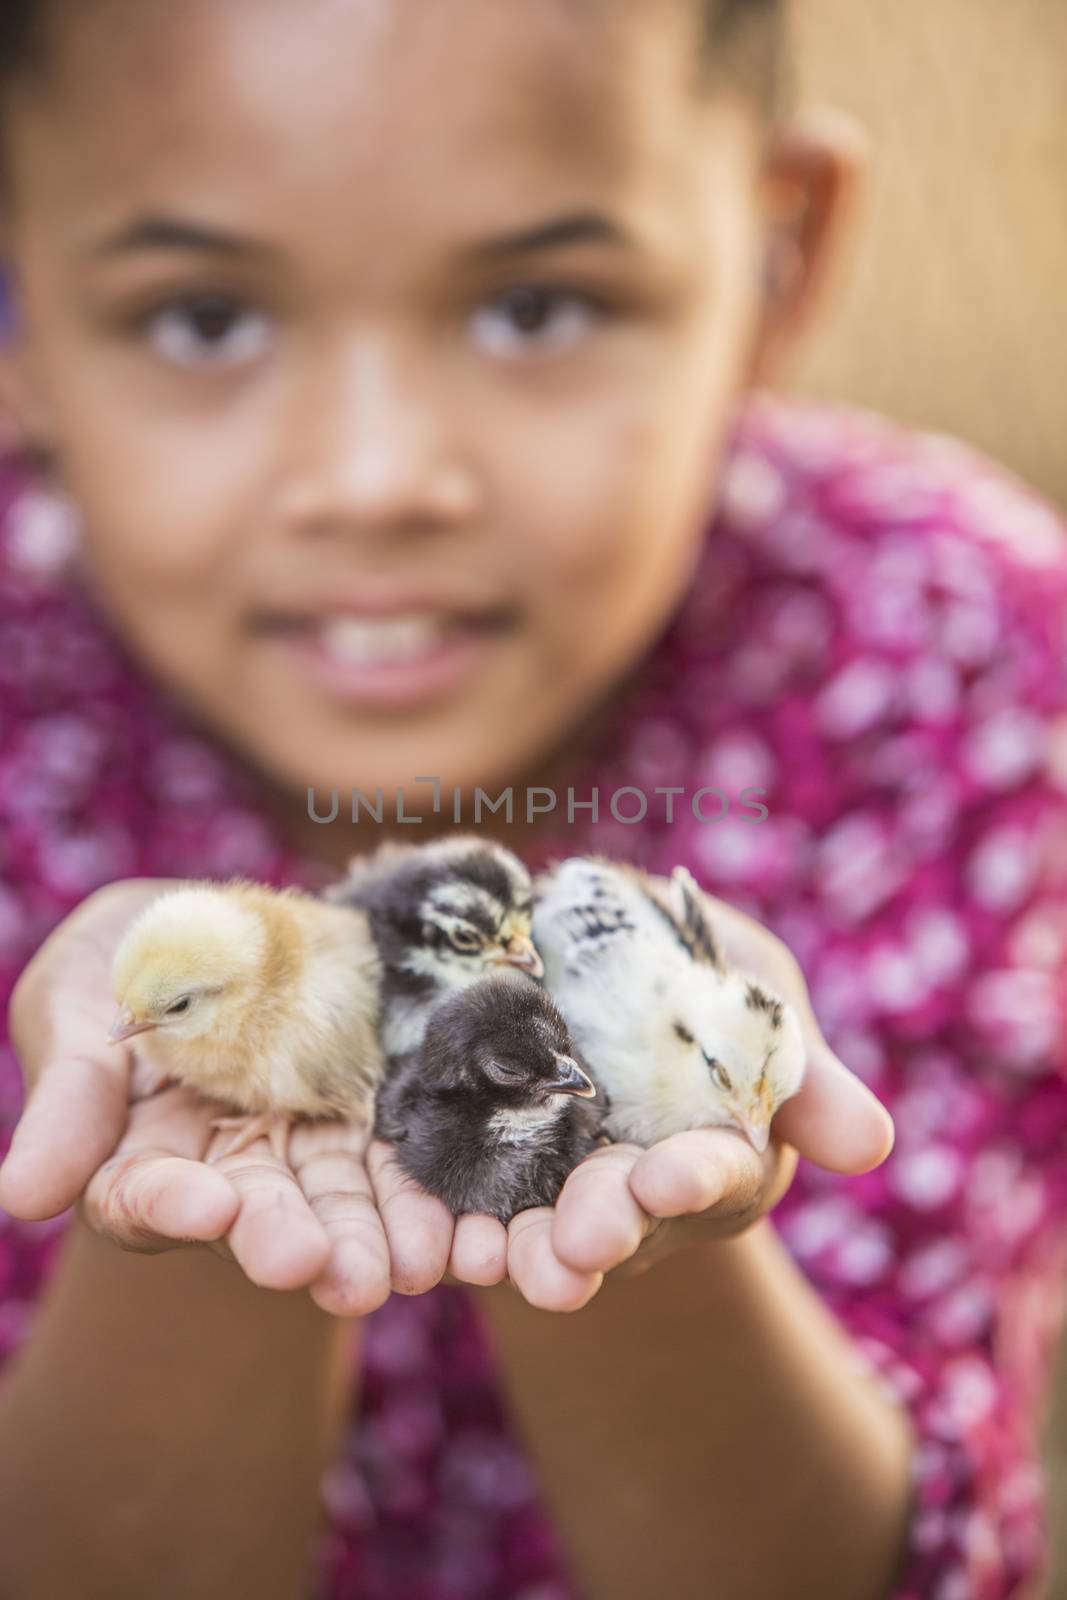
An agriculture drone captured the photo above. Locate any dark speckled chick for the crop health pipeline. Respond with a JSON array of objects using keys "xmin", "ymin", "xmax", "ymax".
[
  {"xmin": 327, "ymin": 836, "xmax": 543, "ymax": 1070},
  {"xmin": 374, "ymin": 974, "xmax": 606, "ymax": 1222}
]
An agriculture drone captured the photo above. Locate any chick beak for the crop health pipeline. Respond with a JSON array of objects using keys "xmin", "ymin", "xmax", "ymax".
[
  {"xmin": 547, "ymin": 1053, "xmax": 597, "ymax": 1098},
  {"xmin": 736, "ymin": 1113, "xmax": 771, "ymax": 1154},
  {"xmin": 495, "ymin": 935, "xmax": 545, "ymax": 979},
  {"xmin": 107, "ymin": 1007, "xmax": 158, "ymax": 1045},
  {"xmin": 735, "ymin": 1081, "xmax": 775, "ymax": 1154}
]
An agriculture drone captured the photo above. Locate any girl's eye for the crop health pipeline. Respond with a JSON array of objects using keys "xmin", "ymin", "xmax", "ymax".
[
  {"xmin": 705, "ymin": 1055, "xmax": 732, "ymax": 1093},
  {"xmin": 166, "ymin": 996, "xmax": 192, "ymax": 1016},
  {"xmin": 470, "ymin": 284, "xmax": 603, "ymax": 359},
  {"xmin": 145, "ymin": 294, "xmax": 273, "ymax": 370}
]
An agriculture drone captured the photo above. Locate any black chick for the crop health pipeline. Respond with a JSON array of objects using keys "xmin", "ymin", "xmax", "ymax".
[
  {"xmin": 327, "ymin": 836, "xmax": 543, "ymax": 1068},
  {"xmin": 374, "ymin": 974, "xmax": 606, "ymax": 1222}
]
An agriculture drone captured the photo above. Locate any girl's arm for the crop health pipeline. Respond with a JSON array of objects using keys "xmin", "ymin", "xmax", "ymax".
[
  {"xmin": 479, "ymin": 1220, "xmax": 912, "ymax": 1600},
  {"xmin": 0, "ymin": 1223, "xmax": 356, "ymax": 1600},
  {"xmin": 360, "ymin": 888, "xmax": 909, "ymax": 1599},
  {"xmin": 0, "ymin": 879, "xmax": 394, "ymax": 1599}
]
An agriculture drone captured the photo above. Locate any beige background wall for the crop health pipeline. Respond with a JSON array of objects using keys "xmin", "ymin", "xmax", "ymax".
[
  {"xmin": 786, "ymin": 0, "xmax": 1067, "ymax": 509},
  {"xmin": 784, "ymin": 5, "xmax": 1066, "ymax": 1593}
]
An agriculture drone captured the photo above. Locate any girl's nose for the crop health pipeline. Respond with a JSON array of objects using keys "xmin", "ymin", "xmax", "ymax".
[{"xmin": 278, "ymin": 335, "xmax": 482, "ymax": 537}]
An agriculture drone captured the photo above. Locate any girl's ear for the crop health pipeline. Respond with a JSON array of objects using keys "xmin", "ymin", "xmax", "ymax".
[{"xmin": 747, "ymin": 107, "xmax": 869, "ymax": 385}]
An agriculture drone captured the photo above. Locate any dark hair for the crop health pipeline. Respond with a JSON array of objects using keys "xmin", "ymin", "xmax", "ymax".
[
  {"xmin": 1, "ymin": 0, "xmax": 785, "ymax": 106},
  {"xmin": 703, "ymin": 0, "xmax": 785, "ymax": 110},
  {"xmin": 0, "ymin": 2, "xmax": 41, "ymax": 79}
]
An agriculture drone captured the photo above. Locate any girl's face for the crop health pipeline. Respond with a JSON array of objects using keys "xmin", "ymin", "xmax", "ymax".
[{"xmin": 1, "ymin": 0, "xmax": 784, "ymax": 801}]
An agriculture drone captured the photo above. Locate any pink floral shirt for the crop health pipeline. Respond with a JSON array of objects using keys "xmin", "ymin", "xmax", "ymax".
[{"xmin": 1, "ymin": 397, "xmax": 1066, "ymax": 1599}]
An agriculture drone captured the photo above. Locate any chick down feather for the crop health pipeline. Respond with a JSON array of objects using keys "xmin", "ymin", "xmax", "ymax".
[
  {"xmin": 532, "ymin": 857, "xmax": 805, "ymax": 1151},
  {"xmin": 110, "ymin": 880, "xmax": 384, "ymax": 1151}
]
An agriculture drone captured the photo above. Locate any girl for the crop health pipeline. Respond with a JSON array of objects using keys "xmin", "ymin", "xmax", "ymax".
[{"xmin": 0, "ymin": 2, "xmax": 1065, "ymax": 1597}]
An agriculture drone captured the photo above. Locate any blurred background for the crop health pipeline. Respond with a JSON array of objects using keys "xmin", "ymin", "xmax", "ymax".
[
  {"xmin": 788, "ymin": 0, "xmax": 1067, "ymax": 509},
  {"xmin": 784, "ymin": 2, "xmax": 1066, "ymax": 1592}
]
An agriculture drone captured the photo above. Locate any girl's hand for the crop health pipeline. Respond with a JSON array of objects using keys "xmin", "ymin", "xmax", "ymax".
[
  {"xmin": 0, "ymin": 881, "xmax": 394, "ymax": 1317},
  {"xmin": 506, "ymin": 890, "xmax": 895, "ymax": 1308},
  {"xmin": 0, "ymin": 876, "xmax": 893, "ymax": 1318},
  {"xmin": 385, "ymin": 886, "xmax": 895, "ymax": 1312}
]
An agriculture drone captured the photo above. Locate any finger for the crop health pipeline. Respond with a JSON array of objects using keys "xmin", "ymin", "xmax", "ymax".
[
  {"xmin": 775, "ymin": 1041, "xmax": 894, "ymax": 1174},
  {"xmin": 366, "ymin": 1140, "xmax": 454, "ymax": 1295},
  {"xmin": 449, "ymin": 1213, "xmax": 509, "ymax": 1286},
  {"xmin": 506, "ymin": 1207, "xmax": 602, "ymax": 1312},
  {"xmin": 696, "ymin": 895, "xmax": 895, "ymax": 1176},
  {"xmin": 0, "ymin": 1050, "xmax": 131, "ymax": 1220},
  {"xmin": 214, "ymin": 1143, "xmax": 332, "ymax": 1291},
  {"xmin": 550, "ymin": 1144, "xmax": 650, "ymax": 1274},
  {"xmin": 290, "ymin": 1124, "xmax": 391, "ymax": 1318},
  {"xmin": 83, "ymin": 1150, "xmax": 239, "ymax": 1252},
  {"xmin": 629, "ymin": 1127, "xmax": 769, "ymax": 1222}
]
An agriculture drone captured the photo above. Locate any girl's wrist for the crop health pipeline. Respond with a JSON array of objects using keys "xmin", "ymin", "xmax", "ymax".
[{"xmin": 67, "ymin": 1214, "xmax": 351, "ymax": 1335}]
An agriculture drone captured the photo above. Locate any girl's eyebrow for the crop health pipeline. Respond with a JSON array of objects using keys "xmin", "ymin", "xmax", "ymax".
[
  {"xmin": 84, "ymin": 208, "xmax": 637, "ymax": 264},
  {"xmin": 86, "ymin": 216, "xmax": 277, "ymax": 262},
  {"xmin": 462, "ymin": 210, "xmax": 637, "ymax": 262}
]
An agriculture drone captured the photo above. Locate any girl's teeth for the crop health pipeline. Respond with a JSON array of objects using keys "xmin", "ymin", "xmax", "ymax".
[{"xmin": 319, "ymin": 615, "xmax": 448, "ymax": 666}]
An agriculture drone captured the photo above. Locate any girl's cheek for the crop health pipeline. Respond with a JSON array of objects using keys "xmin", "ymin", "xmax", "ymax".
[
  {"xmin": 75, "ymin": 477, "xmax": 234, "ymax": 588},
  {"xmin": 52, "ymin": 410, "xmax": 257, "ymax": 587},
  {"xmin": 512, "ymin": 400, "xmax": 665, "ymax": 578},
  {"xmin": 26, "ymin": 337, "xmax": 261, "ymax": 581},
  {"xmin": 518, "ymin": 394, "xmax": 715, "ymax": 598}
]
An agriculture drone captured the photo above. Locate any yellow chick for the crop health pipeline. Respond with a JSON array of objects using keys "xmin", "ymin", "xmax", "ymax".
[{"xmin": 109, "ymin": 880, "xmax": 384, "ymax": 1162}]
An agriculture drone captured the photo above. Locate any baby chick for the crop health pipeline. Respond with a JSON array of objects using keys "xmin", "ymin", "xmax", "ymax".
[
  {"xmin": 374, "ymin": 974, "xmax": 604, "ymax": 1222},
  {"xmin": 532, "ymin": 857, "xmax": 805, "ymax": 1152},
  {"xmin": 109, "ymin": 880, "xmax": 383, "ymax": 1161},
  {"xmin": 327, "ymin": 835, "xmax": 543, "ymax": 1067}
]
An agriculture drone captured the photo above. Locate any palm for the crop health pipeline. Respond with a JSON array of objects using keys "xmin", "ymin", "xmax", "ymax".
[
  {"xmin": 0, "ymin": 882, "xmax": 392, "ymax": 1314},
  {"xmin": 365, "ymin": 887, "xmax": 893, "ymax": 1311}
]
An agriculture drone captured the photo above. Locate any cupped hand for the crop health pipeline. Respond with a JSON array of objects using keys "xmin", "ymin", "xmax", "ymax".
[
  {"xmin": 0, "ymin": 880, "xmax": 397, "ymax": 1317},
  {"xmin": 435, "ymin": 882, "xmax": 896, "ymax": 1312},
  {"xmin": 0, "ymin": 874, "xmax": 894, "ymax": 1320},
  {"xmin": 364, "ymin": 1128, "xmax": 793, "ymax": 1314}
]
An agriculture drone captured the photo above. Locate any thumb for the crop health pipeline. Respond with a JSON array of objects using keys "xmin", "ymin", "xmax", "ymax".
[
  {"xmin": 773, "ymin": 1039, "xmax": 894, "ymax": 1176},
  {"xmin": 0, "ymin": 1048, "xmax": 130, "ymax": 1219}
]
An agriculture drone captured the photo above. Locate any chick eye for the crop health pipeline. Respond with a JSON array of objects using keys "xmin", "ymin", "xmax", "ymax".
[
  {"xmin": 166, "ymin": 996, "xmax": 192, "ymax": 1016},
  {"xmin": 673, "ymin": 1021, "xmax": 695, "ymax": 1045},
  {"xmin": 448, "ymin": 925, "xmax": 484, "ymax": 954},
  {"xmin": 704, "ymin": 1054, "xmax": 732, "ymax": 1093},
  {"xmin": 485, "ymin": 1057, "xmax": 522, "ymax": 1085}
]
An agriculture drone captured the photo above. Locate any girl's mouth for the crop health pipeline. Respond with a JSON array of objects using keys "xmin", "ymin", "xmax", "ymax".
[
  {"xmin": 319, "ymin": 614, "xmax": 454, "ymax": 666},
  {"xmin": 255, "ymin": 607, "xmax": 516, "ymax": 713}
]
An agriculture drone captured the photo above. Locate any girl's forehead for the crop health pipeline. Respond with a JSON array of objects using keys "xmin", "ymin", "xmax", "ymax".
[
  {"xmin": 16, "ymin": 0, "xmax": 700, "ymax": 194},
  {"xmin": 7, "ymin": 0, "xmax": 744, "ymax": 277}
]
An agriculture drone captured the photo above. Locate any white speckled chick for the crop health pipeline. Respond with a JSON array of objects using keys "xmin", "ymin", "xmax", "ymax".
[{"xmin": 532, "ymin": 858, "xmax": 805, "ymax": 1152}]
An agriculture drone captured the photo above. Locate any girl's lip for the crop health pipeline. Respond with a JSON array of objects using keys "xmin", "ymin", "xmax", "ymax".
[
  {"xmin": 257, "ymin": 585, "xmax": 511, "ymax": 621},
  {"xmin": 265, "ymin": 611, "xmax": 511, "ymax": 712}
]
